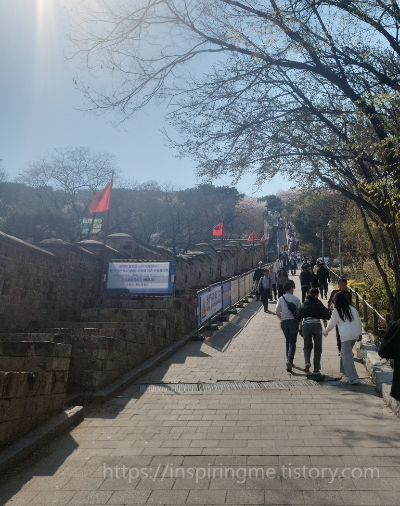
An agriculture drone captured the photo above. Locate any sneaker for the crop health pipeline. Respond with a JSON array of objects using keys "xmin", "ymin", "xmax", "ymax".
[
  {"xmin": 304, "ymin": 363, "xmax": 311, "ymax": 372},
  {"xmin": 286, "ymin": 361, "xmax": 292, "ymax": 372},
  {"xmin": 313, "ymin": 369, "xmax": 321, "ymax": 374},
  {"xmin": 349, "ymin": 379, "xmax": 361, "ymax": 385}
]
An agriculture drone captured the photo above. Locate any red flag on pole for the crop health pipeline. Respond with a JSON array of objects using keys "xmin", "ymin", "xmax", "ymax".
[
  {"xmin": 89, "ymin": 182, "xmax": 112, "ymax": 215},
  {"xmin": 260, "ymin": 233, "xmax": 266, "ymax": 242},
  {"xmin": 247, "ymin": 231, "xmax": 255, "ymax": 242},
  {"xmin": 213, "ymin": 222, "xmax": 224, "ymax": 236}
]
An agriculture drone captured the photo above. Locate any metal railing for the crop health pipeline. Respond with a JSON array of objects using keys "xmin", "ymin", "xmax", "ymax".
[
  {"xmin": 196, "ymin": 262, "xmax": 274, "ymax": 335},
  {"xmin": 328, "ymin": 267, "xmax": 390, "ymax": 343}
]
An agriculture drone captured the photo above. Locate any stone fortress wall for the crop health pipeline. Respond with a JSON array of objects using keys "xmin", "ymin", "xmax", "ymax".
[{"xmin": 0, "ymin": 231, "xmax": 265, "ymax": 446}]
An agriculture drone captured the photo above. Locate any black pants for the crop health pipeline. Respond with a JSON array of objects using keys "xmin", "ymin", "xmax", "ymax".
[
  {"xmin": 278, "ymin": 284, "xmax": 284, "ymax": 298},
  {"xmin": 319, "ymin": 281, "xmax": 328, "ymax": 298},
  {"xmin": 290, "ymin": 267, "xmax": 296, "ymax": 275},
  {"xmin": 269, "ymin": 284, "xmax": 277, "ymax": 300},
  {"xmin": 301, "ymin": 286, "xmax": 309, "ymax": 303},
  {"xmin": 260, "ymin": 288, "xmax": 270, "ymax": 312}
]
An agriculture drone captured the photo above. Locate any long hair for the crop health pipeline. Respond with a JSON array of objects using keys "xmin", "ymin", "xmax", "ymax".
[
  {"xmin": 335, "ymin": 292, "xmax": 353, "ymax": 322},
  {"xmin": 306, "ymin": 288, "xmax": 319, "ymax": 301}
]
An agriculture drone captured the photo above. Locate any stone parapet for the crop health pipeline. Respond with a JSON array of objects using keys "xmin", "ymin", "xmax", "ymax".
[{"xmin": 0, "ymin": 340, "xmax": 71, "ymax": 447}]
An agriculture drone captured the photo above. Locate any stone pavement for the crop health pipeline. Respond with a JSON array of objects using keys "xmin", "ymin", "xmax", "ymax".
[{"xmin": 1, "ymin": 280, "xmax": 400, "ymax": 506}]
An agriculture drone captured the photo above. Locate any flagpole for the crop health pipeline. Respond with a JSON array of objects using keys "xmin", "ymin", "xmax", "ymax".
[
  {"xmin": 220, "ymin": 226, "xmax": 224, "ymax": 282},
  {"xmin": 252, "ymin": 234, "xmax": 255, "ymax": 268},
  {"xmin": 98, "ymin": 171, "xmax": 114, "ymax": 302}
]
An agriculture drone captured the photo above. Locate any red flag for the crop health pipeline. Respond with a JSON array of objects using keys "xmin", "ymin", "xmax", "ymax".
[
  {"xmin": 260, "ymin": 234, "xmax": 266, "ymax": 242},
  {"xmin": 213, "ymin": 222, "xmax": 224, "ymax": 236},
  {"xmin": 89, "ymin": 182, "xmax": 112, "ymax": 215},
  {"xmin": 247, "ymin": 231, "xmax": 255, "ymax": 242}
]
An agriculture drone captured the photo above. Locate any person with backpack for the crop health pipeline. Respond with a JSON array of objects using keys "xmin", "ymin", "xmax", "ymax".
[
  {"xmin": 323, "ymin": 292, "xmax": 362, "ymax": 384},
  {"xmin": 257, "ymin": 268, "xmax": 272, "ymax": 312},
  {"xmin": 297, "ymin": 288, "xmax": 331, "ymax": 374},
  {"xmin": 275, "ymin": 281, "xmax": 301, "ymax": 372}
]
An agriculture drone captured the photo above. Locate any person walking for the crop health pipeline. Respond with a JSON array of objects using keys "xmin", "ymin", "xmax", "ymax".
[
  {"xmin": 257, "ymin": 268, "xmax": 272, "ymax": 312},
  {"xmin": 277, "ymin": 268, "xmax": 289, "ymax": 298},
  {"xmin": 297, "ymin": 288, "xmax": 331, "ymax": 374},
  {"xmin": 276, "ymin": 281, "xmax": 301, "ymax": 372},
  {"xmin": 269, "ymin": 266, "xmax": 277, "ymax": 301},
  {"xmin": 253, "ymin": 261, "xmax": 264, "ymax": 301},
  {"xmin": 328, "ymin": 278, "xmax": 352, "ymax": 354},
  {"xmin": 299, "ymin": 263, "xmax": 313, "ymax": 302},
  {"xmin": 323, "ymin": 292, "xmax": 362, "ymax": 384},
  {"xmin": 317, "ymin": 261, "xmax": 330, "ymax": 299},
  {"xmin": 289, "ymin": 256, "xmax": 297, "ymax": 275},
  {"xmin": 310, "ymin": 266, "xmax": 319, "ymax": 289}
]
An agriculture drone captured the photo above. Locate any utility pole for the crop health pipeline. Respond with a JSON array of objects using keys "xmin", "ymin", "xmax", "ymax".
[{"xmin": 321, "ymin": 230, "xmax": 324, "ymax": 262}]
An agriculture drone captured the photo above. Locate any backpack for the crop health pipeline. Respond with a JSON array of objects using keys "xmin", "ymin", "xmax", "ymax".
[{"xmin": 282, "ymin": 296, "xmax": 299, "ymax": 320}]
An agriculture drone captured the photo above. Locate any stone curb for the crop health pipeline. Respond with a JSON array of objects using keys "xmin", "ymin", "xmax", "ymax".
[
  {"xmin": 0, "ymin": 406, "xmax": 83, "ymax": 476},
  {"xmin": 361, "ymin": 336, "xmax": 400, "ymax": 415}
]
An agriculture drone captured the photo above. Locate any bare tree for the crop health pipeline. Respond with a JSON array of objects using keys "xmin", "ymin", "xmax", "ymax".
[
  {"xmin": 20, "ymin": 147, "xmax": 118, "ymax": 232},
  {"xmin": 68, "ymin": 0, "xmax": 400, "ymax": 316}
]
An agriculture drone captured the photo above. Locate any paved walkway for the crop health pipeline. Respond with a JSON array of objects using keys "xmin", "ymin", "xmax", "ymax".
[{"xmin": 2, "ymin": 281, "xmax": 400, "ymax": 506}]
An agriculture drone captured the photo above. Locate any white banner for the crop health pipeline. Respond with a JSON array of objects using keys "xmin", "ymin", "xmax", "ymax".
[
  {"xmin": 106, "ymin": 262, "xmax": 174, "ymax": 294},
  {"xmin": 198, "ymin": 285, "xmax": 222, "ymax": 325}
]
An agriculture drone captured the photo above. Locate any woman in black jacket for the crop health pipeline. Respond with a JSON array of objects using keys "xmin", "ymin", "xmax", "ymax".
[{"xmin": 297, "ymin": 288, "xmax": 331, "ymax": 374}]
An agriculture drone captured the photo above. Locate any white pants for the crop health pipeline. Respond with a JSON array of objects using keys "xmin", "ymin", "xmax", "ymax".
[{"xmin": 340, "ymin": 339, "xmax": 359, "ymax": 382}]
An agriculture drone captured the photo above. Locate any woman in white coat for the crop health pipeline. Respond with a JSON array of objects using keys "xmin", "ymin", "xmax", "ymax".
[{"xmin": 323, "ymin": 292, "xmax": 362, "ymax": 384}]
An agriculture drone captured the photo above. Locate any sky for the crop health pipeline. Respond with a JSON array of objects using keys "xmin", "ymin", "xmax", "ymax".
[{"xmin": 0, "ymin": 0, "xmax": 292, "ymax": 196}]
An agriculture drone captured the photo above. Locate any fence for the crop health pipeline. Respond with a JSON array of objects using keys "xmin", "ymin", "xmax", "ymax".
[
  {"xmin": 196, "ymin": 262, "xmax": 276, "ymax": 330},
  {"xmin": 328, "ymin": 267, "xmax": 390, "ymax": 344}
]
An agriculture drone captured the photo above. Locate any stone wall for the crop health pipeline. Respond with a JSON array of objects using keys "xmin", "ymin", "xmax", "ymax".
[
  {"xmin": 0, "ymin": 233, "xmax": 103, "ymax": 331},
  {"xmin": 106, "ymin": 234, "xmax": 262, "ymax": 292},
  {"xmin": 0, "ymin": 340, "xmax": 71, "ymax": 446}
]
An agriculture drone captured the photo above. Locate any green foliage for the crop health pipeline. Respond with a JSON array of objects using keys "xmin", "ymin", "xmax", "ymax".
[
  {"xmin": 1, "ymin": 209, "xmax": 78, "ymax": 243},
  {"xmin": 258, "ymin": 194, "xmax": 284, "ymax": 213}
]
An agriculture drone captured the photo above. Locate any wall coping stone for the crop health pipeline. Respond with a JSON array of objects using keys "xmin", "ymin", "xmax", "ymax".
[{"xmin": 0, "ymin": 231, "xmax": 55, "ymax": 258}]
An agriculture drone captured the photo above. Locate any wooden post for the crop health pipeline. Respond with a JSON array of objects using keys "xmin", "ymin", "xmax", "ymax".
[
  {"xmin": 355, "ymin": 288, "xmax": 359, "ymax": 312},
  {"xmin": 363, "ymin": 295, "xmax": 368, "ymax": 330},
  {"xmin": 373, "ymin": 303, "xmax": 378, "ymax": 340}
]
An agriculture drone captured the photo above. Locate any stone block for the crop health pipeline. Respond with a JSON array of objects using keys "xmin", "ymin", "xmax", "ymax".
[
  {"xmin": 0, "ymin": 356, "xmax": 25, "ymax": 372},
  {"xmin": 2, "ymin": 372, "xmax": 20, "ymax": 399},
  {"xmin": 8, "ymin": 397, "xmax": 27, "ymax": 420},
  {"xmin": 51, "ymin": 357, "xmax": 70, "ymax": 372},
  {"xmin": 32, "ymin": 341, "xmax": 57, "ymax": 356},
  {"xmin": 0, "ymin": 399, "xmax": 10, "ymax": 423},
  {"xmin": 0, "ymin": 341, "xmax": 34, "ymax": 356},
  {"xmin": 17, "ymin": 372, "xmax": 41, "ymax": 397}
]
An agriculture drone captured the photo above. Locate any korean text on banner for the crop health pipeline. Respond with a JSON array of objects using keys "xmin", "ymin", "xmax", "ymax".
[
  {"xmin": 105, "ymin": 262, "xmax": 175, "ymax": 294},
  {"xmin": 222, "ymin": 281, "xmax": 231, "ymax": 309},
  {"xmin": 198, "ymin": 285, "xmax": 222, "ymax": 325}
]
